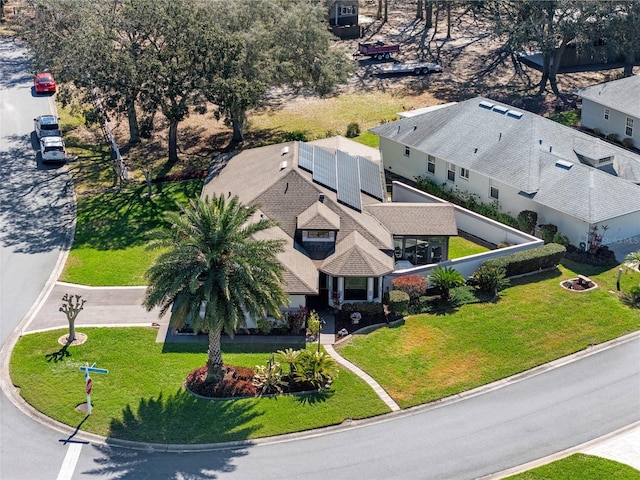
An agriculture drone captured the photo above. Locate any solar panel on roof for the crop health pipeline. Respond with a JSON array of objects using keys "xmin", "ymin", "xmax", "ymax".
[
  {"xmin": 298, "ymin": 142, "xmax": 313, "ymax": 172},
  {"xmin": 312, "ymin": 147, "xmax": 337, "ymax": 190},
  {"xmin": 358, "ymin": 156, "xmax": 385, "ymax": 200},
  {"xmin": 336, "ymin": 151, "xmax": 362, "ymax": 211}
]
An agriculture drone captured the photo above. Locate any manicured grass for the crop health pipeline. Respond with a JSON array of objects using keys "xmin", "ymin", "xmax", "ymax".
[
  {"xmin": 337, "ymin": 261, "xmax": 640, "ymax": 408},
  {"xmin": 505, "ymin": 453, "xmax": 640, "ymax": 479},
  {"xmin": 10, "ymin": 328, "xmax": 390, "ymax": 443},
  {"xmin": 61, "ymin": 180, "xmax": 203, "ymax": 286},
  {"xmin": 448, "ymin": 236, "xmax": 490, "ymax": 259}
]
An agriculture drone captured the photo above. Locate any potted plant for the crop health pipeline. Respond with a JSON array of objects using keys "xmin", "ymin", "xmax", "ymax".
[{"xmin": 350, "ymin": 312, "xmax": 362, "ymax": 325}]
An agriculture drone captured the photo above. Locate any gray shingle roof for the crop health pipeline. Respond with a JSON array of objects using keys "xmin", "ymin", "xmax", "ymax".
[
  {"xmin": 297, "ymin": 201, "xmax": 341, "ymax": 230},
  {"xmin": 365, "ymin": 203, "xmax": 458, "ymax": 236},
  {"xmin": 320, "ymin": 231, "xmax": 394, "ymax": 277},
  {"xmin": 202, "ymin": 138, "xmax": 455, "ymax": 290},
  {"xmin": 370, "ymin": 97, "xmax": 640, "ymax": 221},
  {"xmin": 575, "ymin": 75, "xmax": 640, "ymax": 118}
]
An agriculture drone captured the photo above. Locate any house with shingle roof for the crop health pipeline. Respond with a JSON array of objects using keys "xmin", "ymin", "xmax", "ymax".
[
  {"xmin": 370, "ymin": 97, "xmax": 640, "ymax": 248},
  {"xmin": 575, "ymin": 75, "xmax": 640, "ymax": 150},
  {"xmin": 201, "ymin": 137, "xmax": 457, "ymax": 320}
]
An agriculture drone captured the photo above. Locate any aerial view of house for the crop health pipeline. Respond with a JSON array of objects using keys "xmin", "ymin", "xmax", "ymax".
[
  {"xmin": 201, "ymin": 137, "xmax": 457, "ymax": 320},
  {"xmin": 370, "ymin": 96, "xmax": 640, "ymax": 248}
]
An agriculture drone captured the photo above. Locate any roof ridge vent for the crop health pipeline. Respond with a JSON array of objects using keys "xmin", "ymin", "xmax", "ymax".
[{"xmin": 555, "ymin": 159, "xmax": 573, "ymax": 170}]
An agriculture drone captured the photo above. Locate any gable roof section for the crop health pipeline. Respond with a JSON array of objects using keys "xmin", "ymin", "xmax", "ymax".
[
  {"xmin": 297, "ymin": 201, "xmax": 341, "ymax": 230},
  {"xmin": 320, "ymin": 231, "xmax": 394, "ymax": 277},
  {"xmin": 252, "ymin": 224, "xmax": 318, "ymax": 295},
  {"xmin": 365, "ymin": 203, "xmax": 458, "ymax": 236},
  {"xmin": 370, "ymin": 97, "xmax": 640, "ymax": 220},
  {"xmin": 575, "ymin": 75, "xmax": 640, "ymax": 118}
]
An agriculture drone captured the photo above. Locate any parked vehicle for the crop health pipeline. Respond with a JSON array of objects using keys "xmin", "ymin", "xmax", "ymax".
[
  {"xmin": 372, "ymin": 62, "xmax": 444, "ymax": 76},
  {"xmin": 40, "ymin": 136, "xmax": 66, "ymax": 163},
  {"xmin": 34, "ymin": 72, "xmax": 56, "ymax": 94},
  {"xmin": 355, "ymin": 41, "xmax": 400, "ymax": 60},
  {"xmin": 34, "ymin": 115, "xmax": 61, "ymax": 138}
]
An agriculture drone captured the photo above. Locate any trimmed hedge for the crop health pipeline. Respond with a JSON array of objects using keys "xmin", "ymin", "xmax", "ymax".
[
  {"xmin": 341, "ymin": 302, "xmax": 384, "ymax": 315},
  {"xmin": 387, "ymin": 290, "xmax": 410, "ymax": 314},
  {"xmin": 483, "ymin": 243, "xmax": 566, "ymax": 277}
]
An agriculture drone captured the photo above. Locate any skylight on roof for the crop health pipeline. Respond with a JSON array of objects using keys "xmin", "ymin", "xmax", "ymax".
[
  {"xmin": 479, "ymin": 100, "xmax": 495, "ymax": 109},
  {"xmin": 555, "ymin": 160, "xmax": 573, "ymax": 170},
  {"xmin": 507, "ymin": 110, "xmax": 523, "ymax": 119},
  {"xmin": 492, "ymin": 105, "xmax": 508, "ymax": 114}
]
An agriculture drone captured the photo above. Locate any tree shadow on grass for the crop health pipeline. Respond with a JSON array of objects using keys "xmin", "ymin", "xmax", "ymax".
[
  {"xmin": 73, "ymin": 180, "xmax": 203, "ymax": 250},
  {"xmin": 109, "ymin": 389, "xmax": 263, "ymax": 445}
]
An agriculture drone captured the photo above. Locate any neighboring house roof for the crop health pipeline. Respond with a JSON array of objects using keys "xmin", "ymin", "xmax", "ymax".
[
  {"xmin": 320, "ymin": 231, "xmax": 394, "ymax": 277},
  {"xmin": 202, "ymin": 137, "xmax": 457, "ymax": 293},
  {"xmin": 365, "ymin": 203, "xmax": 458, "ymax": 236},
  {"xmin": 370, "ymin": 96, "xmax": 640, "ymax": 223},
  {"xmin": 575, "ymin": 74, "xmax": 640, "ymax": 119}
]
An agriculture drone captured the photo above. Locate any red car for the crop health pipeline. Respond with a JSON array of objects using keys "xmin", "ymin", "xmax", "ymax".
[{"xmin": 34, "ymin": 72, "xmax": 56, "ymax": 94}]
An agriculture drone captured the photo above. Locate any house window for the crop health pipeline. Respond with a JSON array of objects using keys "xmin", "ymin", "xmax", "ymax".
[
  {"xmin": 447, "ymin": 162, "xmax": 455, "ymax": 182},
  {"xmin": 302, "ymin": 230, "xmax": 334, "ymax": 243},
  {"xmin": 427, "ymin": 155, "xmax": 435, "ymax": 174},
  {"xmin": 404, "ymin": 146, "xmax": 410, "ymax": 157},
  {"xmin": 393, "ymin": 236, "xmax": 447, "ymax": 265},
  {"xmin": 604, "ymin": 108, "xmax": 609, "ymax": 120},
  {"xmin": 490, "ymin": 186, "xmax": 499, "ymax": 199},
  {"xmin": 460, "ymin": 167, "xmax": 469, "ymax": 180},
  {"xmin": 344, "ymin": 277, "xmax": 367, "ymax": 301},
  {"xmin": 626, "ymin": 117, "xmax": 634, "ymax": 137}
]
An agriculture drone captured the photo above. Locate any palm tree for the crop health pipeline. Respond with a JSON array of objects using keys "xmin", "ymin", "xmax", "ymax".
[
  {"xmin": 144, "ymin": 194, "xmax": 288, "ymax": 384},
  {"xmin": 429, "ymin": 266, "xmax": 466, "ymax": 301},
  {"xmin": 624, "ymin": 250, "xmax": 640, "ymax": 269}
]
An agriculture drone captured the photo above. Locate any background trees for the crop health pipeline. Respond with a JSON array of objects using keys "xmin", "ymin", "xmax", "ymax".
[{"xmin": 24, "ymin": 0, "xmax": 348, "ymax": 162}]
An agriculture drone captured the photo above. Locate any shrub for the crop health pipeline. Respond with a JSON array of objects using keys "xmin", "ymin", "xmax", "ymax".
[
  {"xmin": 517, "ymin": 210, "xmax": 538, "ymax": 235},
  {"xmin": 429, "ymin": 266, "xmax": 466, "ymax": 301},
  {"xmin": 620, "ymin": 285, "xmax": 640, "ymax": 309},
  {"xmin": 484, "ymin": 243, "xmax": 566, "ymax": 277},
  {"xmin": 539, "ymin": 224, "xmax": 558, "ymax": 243},
  {"xmin": 552, "ymin": 232, "xmax": 570, "ymax": 247},
  {"xmin": 472, "ymin": 264, "xmax": 510, "ymax": 295},
  {"xmin": 345, "ymin": 122, "xmax": 361, "ymax": 138},
  {"xmin": 283, "ymin": 130, "xmax": 308, "ymax": 142},
  {"xmin": 306, "ymin": 311, "xmax": 321, "ymax": 338},
  {"xmin": 391, "ymin": 274, "xmax": 428, "ymax": 304},
  {"xmin": 564, "ymin": 244, "xmax": 618, "ymax": 266},
  {"xmin": 606, "ymin": 132, "xmax": 619, "ymax": 143},
  {"xmin": 621, "ymin": 137, "xmax": 635, "ymax": 149},
  {"xmin": 253, "ymin": 354, "xmax": 286, "ymax": 395},
  {"xmin": 341, "ymin": 302, "xmax": 383, "ymax": 315},
  {"xmin": 449, "ymin": 286, "xmax": 477, "ymax": 306},
  {"xmin": 293, "ymin": 350, "xmax": 339, "ymax": 390},
  {"xmin": 593, "ymin": 128, "xmax": 602, "ymax": 137},
  {"xmin": 387, "ymin": 290, "xmax": 410, "ymax": 314},
  {"xmin": 286, "ymin": 306, "xmax": 308, "ymax": 334}
]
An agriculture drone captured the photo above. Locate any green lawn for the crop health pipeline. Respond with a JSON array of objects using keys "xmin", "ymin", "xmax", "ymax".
[
  {"xmin": 337, "ymin": 261, "xmax": 640, "ymax": 408},
  {"xmin": 505, "ymin": 453, "xmax": 640, "ymax": 479},
  {"xmin": 61, "ymin": 180, "xmax": 203, "ymax": 286},
  {"xmin": 10, "ymin": 328, "xmax": 390, "ymax": 443},
  {"xmin": 448, "ymin": 236, "xmax": 490, "ymax": 259}
]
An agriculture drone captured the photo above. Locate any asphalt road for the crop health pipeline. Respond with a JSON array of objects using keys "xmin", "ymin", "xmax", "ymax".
[{"xmin": 0, "ymin": 37, "xmax": 638, "ymax": 480}]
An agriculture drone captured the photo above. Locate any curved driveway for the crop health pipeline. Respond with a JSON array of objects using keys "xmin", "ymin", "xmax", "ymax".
[{"xmin": 1, "ymin": 37, "xmax": 639, "ymax": 480}]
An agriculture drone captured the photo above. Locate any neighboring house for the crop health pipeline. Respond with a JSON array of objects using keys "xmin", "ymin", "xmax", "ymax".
[
  {"xmin": 324, "ymin": 0, "xmax": 360, "ymax": 39},
  {"xmin": 370, "ymin": 97, "xmax": 640, "ymax": 248},
  {"xmin": 576, "ymin": 75, "xmax": 640, "ymax": 149},
  {"xmin": 201, "ymin": 137, "xmax": 457, "ymax": 322}
]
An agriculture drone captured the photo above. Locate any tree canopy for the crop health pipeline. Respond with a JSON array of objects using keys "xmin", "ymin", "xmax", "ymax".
[{"xmin": 24, "ymin": 0, "xmax": 349, "ymax": 163}]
